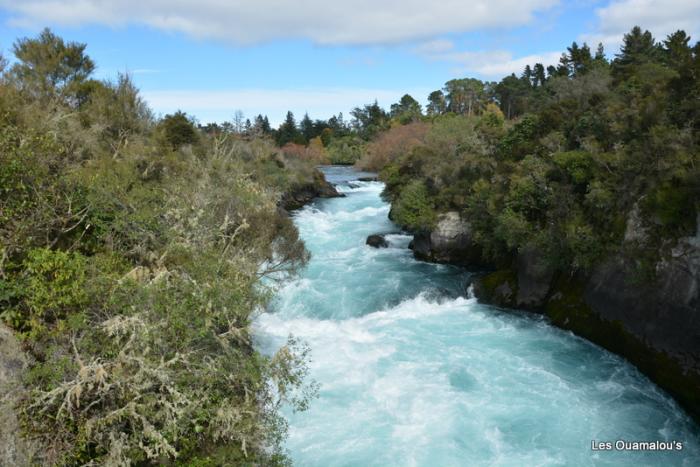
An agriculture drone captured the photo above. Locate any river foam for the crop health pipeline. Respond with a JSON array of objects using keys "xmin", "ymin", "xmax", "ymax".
[{"xmin": 255, "ymin": 167, "xmax": 700, "ymax": 466}]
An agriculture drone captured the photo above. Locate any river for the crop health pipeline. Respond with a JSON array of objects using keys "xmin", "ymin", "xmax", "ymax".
[{"xmin": 255, "ymin": 166, "xmax": 700, "ymax": 466}]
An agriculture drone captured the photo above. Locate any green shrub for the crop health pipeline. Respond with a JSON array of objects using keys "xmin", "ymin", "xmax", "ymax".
[{"xmin": 392, "ymin": 180, "xmax": 437, "ymax": 231}]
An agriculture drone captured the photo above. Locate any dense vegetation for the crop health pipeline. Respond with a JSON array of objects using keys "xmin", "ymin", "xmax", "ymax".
[
  {"xmin": 356, "ymin": 27, "xmax": 699, "ymax": 277},
  {"xmin": 0, "ymin": 29, "xmax": 319, "ymax": 465}
]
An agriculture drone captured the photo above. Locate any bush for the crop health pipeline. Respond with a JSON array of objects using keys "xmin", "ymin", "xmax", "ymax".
[
  {"xmin": 159, "ymin": 111, "xmax": 198, "ymax": 149},
  {"xmin": 391, "ymin": 180, "xmax": 437, "ymax": 231}
]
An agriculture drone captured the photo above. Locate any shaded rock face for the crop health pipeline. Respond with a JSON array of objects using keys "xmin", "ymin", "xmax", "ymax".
[
  {"xmin": 474, "ymin": 213, "xmax": 700, "ymax": 420},
  {"xmin": 1, "ymin": 324, "xmax": 40, "ymax": 466},
  {"xmin": 472, "ymin": 269, "xmax": 518, "ymax": 308},
  {"xmin": 516, "ymin": 246, "xmax": 554, "ymax": 308},
  {"xmin": 366, "ymin": 234, "xmax": 389, "ymax": 248},
  {"xmin": 410, "ymin": 212, "xmax": 484, "ymax": 267},
  {"xmin": 280, "ymin": 170, "xmax": 343, "ymax": 211},
  {"xmin": 585, "ymin": 213, "xmax": 700, "ymax": 373}
]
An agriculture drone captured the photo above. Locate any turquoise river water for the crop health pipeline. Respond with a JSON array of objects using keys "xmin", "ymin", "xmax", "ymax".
[{"xmin": 255, "ymin": 166, "xmax": 700, "ymax": 466}]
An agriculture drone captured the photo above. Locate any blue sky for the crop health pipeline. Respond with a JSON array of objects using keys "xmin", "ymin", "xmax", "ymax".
[{"xmin": 1, "ymin": 1, "xmax": 698, "ymax": 125}]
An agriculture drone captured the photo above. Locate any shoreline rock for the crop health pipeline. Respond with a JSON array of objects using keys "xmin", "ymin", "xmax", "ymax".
[{"xmin": 280, "ymin": 169, "xmax": 344, "ymax": 211}]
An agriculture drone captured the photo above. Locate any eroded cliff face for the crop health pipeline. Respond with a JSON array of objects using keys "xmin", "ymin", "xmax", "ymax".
[{"xmin": 471, "ymin": 213, "xmax": 700, "ymax": 420}]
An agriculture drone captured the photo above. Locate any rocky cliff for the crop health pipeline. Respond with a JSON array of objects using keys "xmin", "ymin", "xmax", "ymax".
[{"xmin": 471, "ymin": 213, "xmax": 700, "ymax": 420}]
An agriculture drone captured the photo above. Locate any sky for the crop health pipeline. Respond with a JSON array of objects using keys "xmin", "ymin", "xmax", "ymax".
[{"xmin": 0, "ymin": 1, "xmax": 698, "ymax": 126}]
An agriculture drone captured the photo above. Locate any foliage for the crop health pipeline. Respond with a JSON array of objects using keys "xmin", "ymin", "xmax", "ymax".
[
  {"xmin": 159, "ymin": 111, "xmax": 198, "ymax": 149},
  {"xmin": 326, "ymin": 135, "xmax": 365, "ymax": 165},
  {"xmin": 374, "ymin": 25, "xmax": 699, "ymax": 276},
  {"xmin": 0, "ymin": 29, "xmax": 319, "ymax": 466},
  {"xmin": 357, "ymin": 122, "xmax": 429, "ymax": 171},
  {"xmin": 390, "ymin": 180, "xmax": 436, "ymax": 231},
  {"xmin": 10, "ymin": 27, "xmax": 95, "ymax": 105}
]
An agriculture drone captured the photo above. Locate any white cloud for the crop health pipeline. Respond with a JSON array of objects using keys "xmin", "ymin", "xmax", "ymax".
[
  {"xmin": 469, "ymin": 51, "xmax": 562, "ymax": 77},
  {"xmin": 0, "ymin": 0, "xmax": 558, "ymax": 45},
  {"xmin": 141, "ymin": 87, "xmax": 435, "ymax": 125},
  {"xmin": 413, "ymin": 39, "xmax": 455, "ymax": 56},
  {"xmin": 583, "ymin": 0, "xmax": 700, "ymax": 49},
  {"xmin": 417, "ymin": 48, "xmax": 562, "ymax": 79}
]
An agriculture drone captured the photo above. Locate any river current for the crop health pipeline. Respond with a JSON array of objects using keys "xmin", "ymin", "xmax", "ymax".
[{"xmin": 255, "ymin": 166, "xmax": 700, "ymax": 466}]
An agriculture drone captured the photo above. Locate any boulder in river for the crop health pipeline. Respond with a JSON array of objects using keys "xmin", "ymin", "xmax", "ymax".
[{"xmin": 366, "ymin": 234, "xmax": 389, "ymax": 248}]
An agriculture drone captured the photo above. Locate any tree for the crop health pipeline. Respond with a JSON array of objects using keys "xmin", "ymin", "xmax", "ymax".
[
  {"xmin": 300, "ymin": 112, "xmax": 315, "ymax": 143},
  {"xmin": 494, "ymin": 74, "xmax": 531, "ymax": 119},
  {"xmin": 533, "ymin": 63, "xmax": 547, "ymax": 87},
  {"xmin": 160, "ymin": 111, "xmax": 198, "ymax": 149},
  {"xmin": 254, "ymin": 114, "xmax": 272, "ymax": 135},
  {"xmin": 11, "ymin": 27, "xmax": 95, "ymax": 104},
  {"xmin": 522, "ymin": 65, "xmax": 534, "ymax": 86},
  {"xmin": 390, "ymin": 94, "xmax": 422, "ymax": 123},
  {"xmin": 351, "ymin": 100, "xmax": 389, "ymax": 139},
  {"xmin": 427, "ymin": 90, "xmax": 447, "ymax": 116},
  {"xmin": 612, "ymin": 26, "xmax": 661, "ymax": 80},
  {"xmin": 232, "ymin": 110, "xmax": 245, "ymax": 134},
  {"xmin": 444, "ymin": 78, "xmax": 486, "ymax": 116},
  {"xmin": 276, "ymin": 111, "xmax": 302, "ymax": 146},
  {"xmin": 559, "ymin": 42, "xmax": 593, "ymax": 77},
  {"xmin": 663, "ymin": 30, "xmax": 693, "ymax": 70},
  {"xmin": 593, "ymin": 43, "xmax": 608, "ymax": 67}
]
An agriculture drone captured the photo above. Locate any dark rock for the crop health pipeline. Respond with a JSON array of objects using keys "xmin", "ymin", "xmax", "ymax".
[
  {"xmin": 515, "ymin": 246, "xmax": 554, "ymax": 308},
  {"xmin": 366, "ymin": 234, "xmax": 389, "ymax": 248},
  {"xmin": 473, "ymin": 269, "xmax": 518, "ymax": 308},
  {"xmin": 584, "ymin": 213, "xmax": 700, "ymax": 366},
  {"xmin": 358, "ymin": 176, "xmax": 378, "ymax": 182},
  {"xmin": 409, "ymin": 231, "xmax": 431, "ymax": 256}
]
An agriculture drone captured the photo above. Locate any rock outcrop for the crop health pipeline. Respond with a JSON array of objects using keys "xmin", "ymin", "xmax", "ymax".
[
  {"xmin": 409, "ymin": 212, "xmax": 484, "ymax": 267},
  {"xmin": 280, "ymin": 170, "xmax": 343, "ymax": 211}
]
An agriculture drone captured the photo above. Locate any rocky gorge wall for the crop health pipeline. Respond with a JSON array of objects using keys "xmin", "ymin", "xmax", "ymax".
[{"xmin": 400, "ymin": 210, "xmax": 700, "ymax": 421}]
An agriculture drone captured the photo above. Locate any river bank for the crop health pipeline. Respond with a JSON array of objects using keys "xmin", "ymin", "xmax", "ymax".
[{"xmin": 256, "ymin": 166, "xmax": 700, "ymax": 466}]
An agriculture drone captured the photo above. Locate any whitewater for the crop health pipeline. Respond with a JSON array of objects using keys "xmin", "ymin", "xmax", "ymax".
[{"xmin": 255, "ymin": 166, "xmax": 700, "ymax": 466}]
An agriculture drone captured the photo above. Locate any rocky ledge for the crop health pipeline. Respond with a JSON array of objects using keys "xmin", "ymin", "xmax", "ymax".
[{"xmin": 280, "ymin": 169, "xmax": 344, "ymax": 211}]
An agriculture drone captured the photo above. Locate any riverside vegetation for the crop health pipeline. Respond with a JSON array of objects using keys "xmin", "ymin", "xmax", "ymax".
[
  {"xmin": 0, "ymin": 29, "xmax": 327, "ymax": 465},
  {"xmin": 1, "ymin": 24, "xmax": 699, "ymax": 465},
  {"xmin": 351, "ymin": 27, "xmax": 700, "ymax": 421}
]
